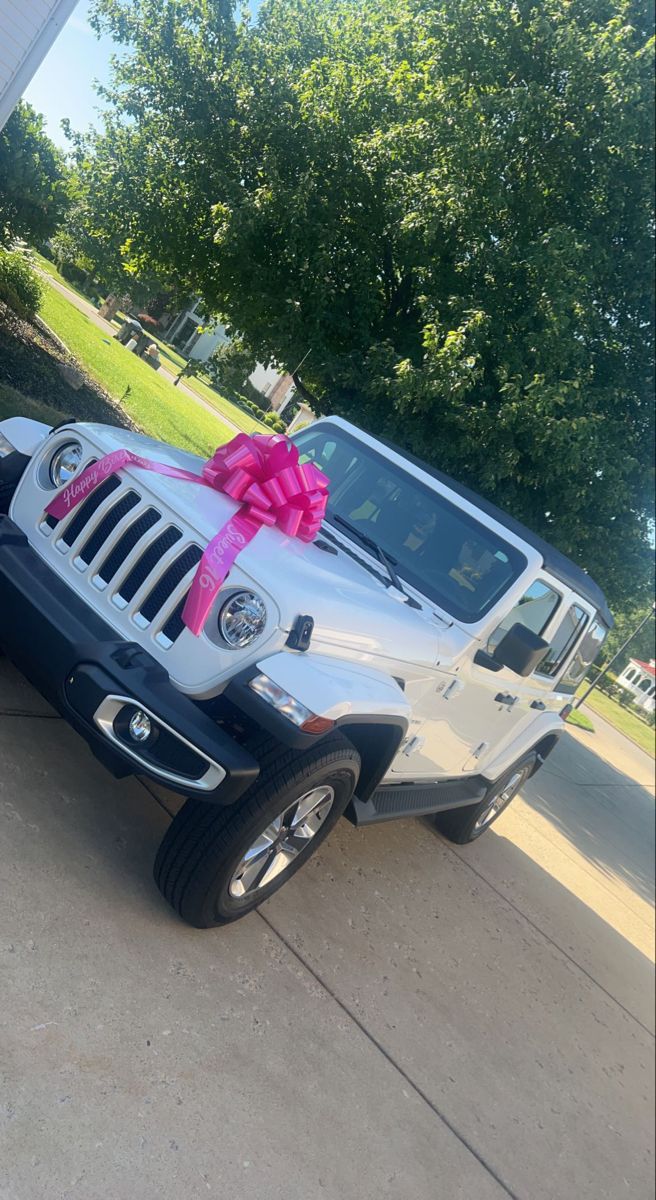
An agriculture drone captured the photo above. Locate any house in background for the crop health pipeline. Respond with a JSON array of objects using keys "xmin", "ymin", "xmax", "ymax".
[
  {"xmin": 617, "ymin": 658, "xmax": 656, "ymax": 713},
  {"xmin": 160, "ymin": 298, "xmax": 306, "ymax": 416},
  {"xmin": 161, "ymin": 299, "xmax": 229, "ymax": 362}
]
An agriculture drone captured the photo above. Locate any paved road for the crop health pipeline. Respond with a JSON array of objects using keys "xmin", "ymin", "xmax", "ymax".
[
  {"xmin": 0, "ymin": 658, "xmax": 653, "ymax": 1200},
  {"xmin": 35, "ymin": 272, "xmax": 244, "ymax": 436}
]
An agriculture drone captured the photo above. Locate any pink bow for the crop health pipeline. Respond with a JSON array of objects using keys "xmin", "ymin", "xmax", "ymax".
[{"xmin": 46, "ymin": 433, "xmax": 329, "ymax": 636}]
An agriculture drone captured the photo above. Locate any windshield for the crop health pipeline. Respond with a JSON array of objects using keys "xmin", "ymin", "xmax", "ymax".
[{"xmin": 294, "ymin": 425, "xmax": 527, "ymax": 621}]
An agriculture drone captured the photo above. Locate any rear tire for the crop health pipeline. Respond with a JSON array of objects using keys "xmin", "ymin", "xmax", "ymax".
[
  {"xmin": 434, "ymin": 753, "xmax": 538, "ymax": 844},
  {"xmin": 154, "ymin": 732, "xmax": 360, "ymax": 927}
]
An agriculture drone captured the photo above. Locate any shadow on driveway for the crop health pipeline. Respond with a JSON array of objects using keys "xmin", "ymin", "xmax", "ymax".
[{"xmin": 521, "ymin": 731, "xmax": 655, "ymax": 906}]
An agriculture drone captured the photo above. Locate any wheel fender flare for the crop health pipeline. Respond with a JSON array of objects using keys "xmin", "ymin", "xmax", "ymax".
[
  {"xmin": 481, "ymin": 715, "xmax": 563, "ymax": 783},
  {"xmin": 0, "ymin": 417, "xmax": 52, "ymax": 457},
  {"xmin": 254, "ymin": 652, "xmax": 412, "ymax": 801},
  {"xmin": 227, "ymin": 653, "xmax": 411, "ymax": 802},
  {"xmin": 252, "ymin": 651, "xmax": 411, "ymax": 728}
]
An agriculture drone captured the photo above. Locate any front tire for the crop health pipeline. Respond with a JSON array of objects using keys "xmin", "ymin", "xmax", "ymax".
[
  {"xmin": 434, "ymin": 753, "xmax": 538, "ymax": 844},
  {"xmin": 154, "ymin": 732, "xmax": 361, "ymax": 927}
]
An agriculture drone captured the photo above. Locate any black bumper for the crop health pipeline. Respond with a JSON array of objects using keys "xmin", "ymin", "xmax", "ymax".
[{"xmin": 0, "ymin": 517, "xmax": 258, "ymax": 804}]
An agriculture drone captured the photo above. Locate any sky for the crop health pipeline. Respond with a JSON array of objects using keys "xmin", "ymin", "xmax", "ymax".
[
  {"xmin": 24, "ymin": 1, "xmax": 114, "ymax": 148},
  {"xmin": 23, "ymin": 0, "xmax": 262, "ymax": 151}
]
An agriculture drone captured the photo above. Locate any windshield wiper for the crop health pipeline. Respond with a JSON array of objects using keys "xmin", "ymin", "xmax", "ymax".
[{"xmin": 329, "ymin": 514, "xmax": 422, "ymax": 609}]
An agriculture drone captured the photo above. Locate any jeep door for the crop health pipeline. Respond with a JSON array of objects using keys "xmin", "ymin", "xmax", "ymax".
[{"xmin": 390, "ymin": 580, "xmax": 596, "ymax": 779}]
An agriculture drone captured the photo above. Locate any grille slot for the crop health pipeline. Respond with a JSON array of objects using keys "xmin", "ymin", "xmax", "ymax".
[
  {"xmin": 138, "ymin": 545, "xmax": 203, "ymax": 625},
  {"xmin": 39, "ymin": 470, "xmax": 208, "ymax": 656},
  {"xmin": 76, "ymin": 491, "xmax": 140, "ymax": 567},
  {"xmin": 96, "ymin": 507, "xmax": 161, "ymax": 584},
  {"xmin": 159, "ymin": 599, "xmax": 188, "ymax": 646},
  {"xmin": 59, "ymin": 476, "xmax": 121, "ymax": 547},
  {"xmin": 115, "ymin": 527, "xmax": 182, "ymax": 605}
]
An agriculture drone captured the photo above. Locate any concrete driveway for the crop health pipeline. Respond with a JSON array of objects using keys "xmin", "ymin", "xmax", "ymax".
[{"xmin": 1, "ymin": 658, "xmax": 654, "ymax": 1200}]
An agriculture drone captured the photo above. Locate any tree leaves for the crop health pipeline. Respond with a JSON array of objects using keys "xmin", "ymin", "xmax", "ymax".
[
  {"xmin": 77, "ymin": 0, "xmax": 654, "ymax": 607},
  {"xmin": 0, "ymin": 102, "xmax": 69, "ymax": 246}
]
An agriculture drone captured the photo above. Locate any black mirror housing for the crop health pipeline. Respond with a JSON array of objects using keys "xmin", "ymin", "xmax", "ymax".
[{"xmin": 493, "ymin": 623, "xmax": 549, "ymax": 677}]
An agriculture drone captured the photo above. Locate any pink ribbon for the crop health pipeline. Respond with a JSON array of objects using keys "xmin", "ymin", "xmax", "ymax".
[{"xmin": 46, "ymin": 434, "xmax": 329, "ymax": 636}]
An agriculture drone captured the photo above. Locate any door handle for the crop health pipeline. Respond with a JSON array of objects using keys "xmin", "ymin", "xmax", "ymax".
[
  {"xmin": 495, "ymin": 692, "xmax": 518, "ymax": 706},
  {"xmin": 530, "ymin": 700, "xmax": 546, "ymax": 711}
]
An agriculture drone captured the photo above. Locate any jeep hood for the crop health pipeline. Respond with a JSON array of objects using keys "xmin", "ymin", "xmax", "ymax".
[{"xmin": 74, "ymin": 426, "xmax": 439, "ymax": 669}]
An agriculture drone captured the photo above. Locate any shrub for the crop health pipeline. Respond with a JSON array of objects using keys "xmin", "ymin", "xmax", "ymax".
[
  {"xmin": 596, "ymin": 673, "xmax": 618, "ymax": 697},
  {"xmin": 0, "ymin": 248, "xmax": 43, "ymax": 320},
  {"xmin": 264, "ymin": 411, "xmax": 286, "ymax": 432},
  {"xmin": 137, "ymin": 311, "xmax": 160, "ymax": 330},
  {"xmin": 612, "ymin": 684, "xmax": 637, "ymax": 709}
]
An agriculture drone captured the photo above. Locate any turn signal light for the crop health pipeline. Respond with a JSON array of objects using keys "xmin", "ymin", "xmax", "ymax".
[
  {"xmin": 249, "ymin": 673, "xmax": 334, "ymax": 734},
  {"xmin": 299, "ymin": 715, "xmax": 334, "ymax": 735}
]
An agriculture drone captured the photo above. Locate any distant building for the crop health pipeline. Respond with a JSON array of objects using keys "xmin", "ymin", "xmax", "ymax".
[
  {"xmin": 264, "ymin": 372, "xmax": 296, "ymax": 413},
  {"xmin": 161, "ymin": 300, "xmax": 228, "ymax": 362},
  {"xmin": 286, "ymin": 402, "xmax": 316, "ymax": 434},
  {"xmin": 616, "ymin": 658, "xmax": 656, "ymax": 713},
  {"xmin": 160, "ymin": 299, "xmax": 299, "ymax": 410},
  {"xmin": 0, "ymin": 0, "xmax": 77, "ymax": 130}
]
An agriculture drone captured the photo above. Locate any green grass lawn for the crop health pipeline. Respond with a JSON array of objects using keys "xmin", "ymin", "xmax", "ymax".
[
  {"xmin": 577, "ymin": 687, "xmax": 655, "ymax": 757},
  {"xmin": 565, "ymin": 708, "xmax": 595, "ymax": 733},
  {"xmin": 37, "ymin": 271, "xmax": 268, "ymax": 437},
  {"xmin": 39, "ymin": 283, "xmax": 235, "ymax": 458},
  {"xmin": 184, "ymin": 373, "xmax": 270, "ymax": 434},
  {"xmin": 32, "ymin": 251, "xmax": 98, "ymax": 305},
  {"xmin": 108, "ymin": 312, "xmax": 268, "ymax": 434}
]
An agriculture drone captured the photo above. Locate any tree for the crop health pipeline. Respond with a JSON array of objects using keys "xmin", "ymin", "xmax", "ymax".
[
  {"xmin": 204, "ymin": 338, "xmax": 259, "ymax": 404},
  {"xmin": 79, "ymin": 0, "xmax": 239, "ymax": 297},
  {"xmin": 0, "ymin": 101, "xmax": 69, "ymax": 246},
  {"xmin": 601, "ymin": 603, "xmax": 655, "ymax": 667},
  {"xmin": 86, "ymin": 0, "xmax": 654, "ymax": 608}
]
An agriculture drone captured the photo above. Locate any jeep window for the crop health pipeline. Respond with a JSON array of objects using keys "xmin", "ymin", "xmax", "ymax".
[
  {"xmin": 537, "ymin": 603, "xmax": 588, "ymax": 679},
  {"xmin": 487, "ymin": 580, "xmax": 561, "ymax": 655},
  {"xmin": 294, "ymin": 426, "xmax": 528, "ymax": 621},
  {"xmin": 557, "ymin": 618, "xmax": 608, "ymax": 694}
]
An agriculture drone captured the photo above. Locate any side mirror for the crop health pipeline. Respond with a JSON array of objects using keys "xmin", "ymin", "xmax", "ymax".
[{"xmin": 491, "ymin": 622, "xmax": 549, "ymax": 677}]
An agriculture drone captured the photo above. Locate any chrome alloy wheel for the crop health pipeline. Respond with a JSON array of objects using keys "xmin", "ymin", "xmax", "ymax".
[
  {"xmin": 473, "ymin": 770, "xmax": 524, "ymax": 832},
  {"xmin": 228, "ymin": 785, "xmax": 335, "ymax": 899}
]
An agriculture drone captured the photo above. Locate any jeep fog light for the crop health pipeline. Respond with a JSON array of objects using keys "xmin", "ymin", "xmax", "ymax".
[
  {"xmin": 249, "ymin": 674, "xmax": 334, "ymax": 734},
  {"xmin": 49, "ymin": 441, "xmax": 83, "ymax": 487},
  {"xmin": 129, "ymin": 709, "xmax": 152, "ymax": 743}
]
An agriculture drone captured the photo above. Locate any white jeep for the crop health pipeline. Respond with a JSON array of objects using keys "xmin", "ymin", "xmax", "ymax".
[{"xmin": 0, "ymin": 414, "xmax": 611, "ymax": 927}]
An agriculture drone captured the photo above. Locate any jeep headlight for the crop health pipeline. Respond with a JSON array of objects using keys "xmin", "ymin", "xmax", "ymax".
[
  {"xmin": 218, "ymin": 590, "xmax": 267, "ymax": 648},
  {"xmin": 49, "ymin": 441, "xmax": 83, "ymax": 488}
]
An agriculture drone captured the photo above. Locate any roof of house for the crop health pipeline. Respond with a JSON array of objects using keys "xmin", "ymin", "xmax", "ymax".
[{"xmin": 630, "ymin": 659, "xmax": 656, "ymax": 677}]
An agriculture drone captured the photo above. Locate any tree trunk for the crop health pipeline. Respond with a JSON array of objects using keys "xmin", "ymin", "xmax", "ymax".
[{"xmin": 292, "ymin": 372, "xmax": 319, "ymax": 407}]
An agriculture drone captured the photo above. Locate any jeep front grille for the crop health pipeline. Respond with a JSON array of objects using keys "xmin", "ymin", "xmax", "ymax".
[{"xmin": 40, "ymin": 476, "xmax": 203, "ymax": 647}]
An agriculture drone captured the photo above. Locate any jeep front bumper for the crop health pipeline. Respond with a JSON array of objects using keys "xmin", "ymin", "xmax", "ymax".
[{"xmin": 0, "ymin": 517, "xmax": 258, "ymax": 804}]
